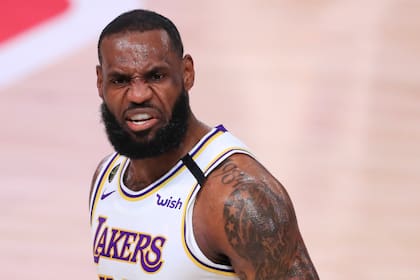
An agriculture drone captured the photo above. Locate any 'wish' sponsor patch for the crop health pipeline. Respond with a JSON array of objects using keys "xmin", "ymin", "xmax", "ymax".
[{"xmin": 156, "ymin": 194, "xmax": 183, "ymax": 210}]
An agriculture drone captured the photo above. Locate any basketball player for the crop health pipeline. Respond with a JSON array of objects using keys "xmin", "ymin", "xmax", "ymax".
[{"xmin": 89, "ymin": 9, "xmax": 319, "ymax": 279}]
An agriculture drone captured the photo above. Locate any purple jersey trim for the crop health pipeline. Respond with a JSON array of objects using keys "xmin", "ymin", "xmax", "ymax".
[
  {"xmin": 90, "ymin": 153, "xmax": 119, "ymax": 223},
  {"xmin": 119, "ymin": 160, "xmax": 185, "ymax": 198},
  {"xmin": 183, "ymin": 148, "xmax": 247, "ymax": 274},
  {"xmin": 183, "ymin": 185, "xmax": 236, "ymax": 272},
  {"xmin": 190, "ymin": 125, "xmax": 226, "ymax": 158},
  {"xmin": 119, "ymin": 125, "xmax": 227, "ymax": 199}
]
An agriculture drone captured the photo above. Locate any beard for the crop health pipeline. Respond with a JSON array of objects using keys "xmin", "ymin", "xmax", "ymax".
[{"xmin": 100, "ymin": 90, "xmax": 190, "ymax": 159}]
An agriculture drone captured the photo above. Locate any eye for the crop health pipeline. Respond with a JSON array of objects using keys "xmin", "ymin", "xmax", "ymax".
[
  {"xmin": 110, "ymin": 75, "xmax": 130, "ymax": 86},
  {"xmin": 149, "ymin": 71, "xmax": 165, "ymax": 82},
  {"xmin": 111, "ymin": 78, "xmax": 130, "ymax": 85}
]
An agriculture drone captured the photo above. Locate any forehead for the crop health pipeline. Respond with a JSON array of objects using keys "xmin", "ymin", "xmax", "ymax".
[{"xmin": 100, "ymin": 30, "xmax": 174, "ymax": 68}]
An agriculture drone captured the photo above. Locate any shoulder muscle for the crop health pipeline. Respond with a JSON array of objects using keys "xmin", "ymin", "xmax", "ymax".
[
  {"xmin": 207, "ymin": 154, "xmax": 318, "ymax": 279},
  {"xmin": 89, "ymin": 153, "xmax": 114, "ymax": 203}
]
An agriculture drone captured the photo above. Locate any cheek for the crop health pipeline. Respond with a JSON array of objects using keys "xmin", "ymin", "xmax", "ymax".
[
  {"xmin": 102, "ymin": 91, "xmax": 124, "ymax": 117},
  {"xmin": 154, "ymin": 87, "xmax": 180, "ymax": 116},
  {"xmin": 102, "ymin": 85, "xmax": 126, "ymax": 103}
]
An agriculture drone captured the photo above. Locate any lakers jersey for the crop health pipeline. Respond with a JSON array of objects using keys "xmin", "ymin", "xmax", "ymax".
[{"xmin": 89, "ymin": 125, "xmax": 252, "ymax": 279}]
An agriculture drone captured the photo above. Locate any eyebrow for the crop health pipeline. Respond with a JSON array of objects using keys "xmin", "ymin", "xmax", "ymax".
[
  {"xmin": 107, "ymin": 71, "xmax": 130, "ymax": 79},
  {"xmin": 109, "ymin": 65, "xmax": 170, "ymax": 76}
]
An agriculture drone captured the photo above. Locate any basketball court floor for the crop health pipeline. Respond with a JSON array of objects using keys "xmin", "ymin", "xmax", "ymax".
[{"xmin": 1, "ymin": 0, "xmax": 419, "ymax": 279}]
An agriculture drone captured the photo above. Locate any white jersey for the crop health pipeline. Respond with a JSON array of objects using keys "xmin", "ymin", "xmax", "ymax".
[{"xmin": 89, "ymin": 125, "xmax": 252, "ymax": 280}]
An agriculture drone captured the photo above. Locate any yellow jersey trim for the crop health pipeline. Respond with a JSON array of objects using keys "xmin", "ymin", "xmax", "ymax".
[
  {"xmin": 181, "ymin": 147, "xmax": 251, "ymax": 276},
  {"xmin": 118, "ymin": 130, "xmax": 225, "ymax": 202},
  {"xmin": 90, "ymin": 154, "xmax": 120, "ymax": 225}
]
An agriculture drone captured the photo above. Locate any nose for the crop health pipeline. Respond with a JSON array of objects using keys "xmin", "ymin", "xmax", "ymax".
[{"xmin": 126, "ymin": 77, "xmax": 152, "ymax": 104}]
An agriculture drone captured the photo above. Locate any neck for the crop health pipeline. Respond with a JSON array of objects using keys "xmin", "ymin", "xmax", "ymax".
[{"xmin": 123, "ymin": 117, "xmax": 211, "ymax": 191}]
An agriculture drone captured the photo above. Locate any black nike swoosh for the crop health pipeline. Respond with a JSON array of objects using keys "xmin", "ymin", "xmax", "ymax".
[{"xmin": 101, "ymin": 190, "xmax": 116, "ymax": 200}]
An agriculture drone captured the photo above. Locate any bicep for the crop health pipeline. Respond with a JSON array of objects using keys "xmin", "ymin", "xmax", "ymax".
[
  {"xmin": 213, "ymin": 156, "xmax": 318, "ymax": 279},
  {"xmin": 223, "ymin": 179, "xmax": 299, "ymax": 279}
]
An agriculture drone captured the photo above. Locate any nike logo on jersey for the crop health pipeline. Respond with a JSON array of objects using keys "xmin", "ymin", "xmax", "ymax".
[{"xmin": 101, "ymin": 190, "xmax": 115, "ymax": 200}]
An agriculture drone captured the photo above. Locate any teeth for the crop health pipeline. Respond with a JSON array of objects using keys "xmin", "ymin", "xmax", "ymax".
[{"xmin": 130, "ymin": 113, "xmax": 151, "ymax": 121}]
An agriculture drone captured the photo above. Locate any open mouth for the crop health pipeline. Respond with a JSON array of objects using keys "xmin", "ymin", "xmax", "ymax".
[
  {"xmin": 125, "ymin": 112, "xmax": 158, "ymax": 132},
  {"xmin": 128, "ymin": 113, "xmax": 152, "ymax": 124}
]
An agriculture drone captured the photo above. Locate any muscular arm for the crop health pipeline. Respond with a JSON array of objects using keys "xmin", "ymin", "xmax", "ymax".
[{"xmin": 208, "ymin": 155, "xmax": 319, "ymax": 279}]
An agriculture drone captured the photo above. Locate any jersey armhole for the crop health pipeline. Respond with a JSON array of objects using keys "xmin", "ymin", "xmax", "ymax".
[
  {"xmin": 89, "ymin": 153, "xmax": 119, "ymax": 223},
  {"xmin": 183, "ymin": 149, "xmax": 253, "ymax": 274}
]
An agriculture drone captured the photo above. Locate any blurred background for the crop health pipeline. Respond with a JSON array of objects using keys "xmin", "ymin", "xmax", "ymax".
[{"xmin": 1, "ymin": 0, "xmax": 419, "ymax": 279}]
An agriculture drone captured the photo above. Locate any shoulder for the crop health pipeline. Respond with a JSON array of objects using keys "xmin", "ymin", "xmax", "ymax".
[
  {"xmin": 206, "ymin": 153, "xmax": 292, "ymax": 207},
  {"xmin": 194, "ymin": 153, "xmax": 319, "ymax": 278},
  {"xmin": 211, "ymin": 152, "xmax": 295, "ymax": 225},
  {"xmin": 195, "ymin": 152, "xmax": 296, "ymax": 255},
  {"xmin": 210, "ymin": 153, "xmax": 297, "ymax": 248},
  {"xmin": 89, "ymin": 153, "xmax": 115, "ymax": 201}
]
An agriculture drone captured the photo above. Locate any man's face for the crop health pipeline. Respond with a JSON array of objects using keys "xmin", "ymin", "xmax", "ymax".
[{"xmin": 96, "ymin": 30, "xmax": 195, "ymax": 158}]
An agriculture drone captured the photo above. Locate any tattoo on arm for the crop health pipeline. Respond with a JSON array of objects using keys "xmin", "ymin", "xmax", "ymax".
[
  {"xmin": 286, "ymin": 241, "xmax": 319, "ymax": 279},
  {"xmin": 219, "ymin": 159, "xmax": 318, "ymax": 279}
]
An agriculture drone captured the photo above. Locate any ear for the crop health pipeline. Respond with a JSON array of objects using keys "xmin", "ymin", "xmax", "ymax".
[
  {"xmin": 96, "ymin": 65, "xmax": 104, "ymax": 99},
  {"xmin": 182, "ymin": 54, "xmax": 195, "ymax": 91}
]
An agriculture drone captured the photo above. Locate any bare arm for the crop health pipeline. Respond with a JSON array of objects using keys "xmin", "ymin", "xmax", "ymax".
[{"xmin": 206, "ymin": 155, "xmax": 319, "ymax": 279}]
